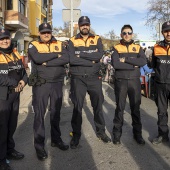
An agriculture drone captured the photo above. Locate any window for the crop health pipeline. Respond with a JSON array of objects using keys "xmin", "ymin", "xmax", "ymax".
[
  {"xmin": 18, "ymin": 0, "xmax": 25, "ymax": 15},
  {"xmin": 7, "ymin": 0, "xmax": 13, "ymax": 10}
]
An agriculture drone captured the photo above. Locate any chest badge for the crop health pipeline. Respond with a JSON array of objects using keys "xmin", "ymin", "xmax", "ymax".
[
  {"xmin": 90, "ymin": 40, "xmax": 94, "ymax": 44},
  {"xmin": 132, "ymin": 47, "xmax": 136, "ymax": 51},
  {"xmin": 55, "ymin": 46, "xmax": 59, "ymax": 51}
]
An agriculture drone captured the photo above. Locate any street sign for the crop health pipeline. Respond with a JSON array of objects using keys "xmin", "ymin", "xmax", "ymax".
[
  {"xmin": 62, "ymin": 0, "xmax": 81, "ymax": 9},
  {"xmin": 62, "ymin": 9, "xmax": 81, "ymax": 22}
]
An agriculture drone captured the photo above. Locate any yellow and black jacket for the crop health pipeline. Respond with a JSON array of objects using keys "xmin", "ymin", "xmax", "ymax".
[
  {"xmin": 69, "ymin": 33, "xmax": 103, "ymax": 76},
  {"xmin": 28, "ymin": 36, "xmax": 69, "ymax": 82},
  {"xmin": 0, "ymin": 49, "xmax": 27, "ymax": 100},
  {"xmin": 111, "ymin": 40, "xmax": 147, "ymax": 79},
  {"xmin": 152, "ymin": 40, "xmax": 170, "ymax": 83}
]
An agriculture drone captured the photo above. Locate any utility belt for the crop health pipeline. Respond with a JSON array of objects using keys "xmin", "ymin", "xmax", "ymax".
[
  {"xmin": 28, "ymin": 73, "xmax": 46, "ymax": 86},
  {"xmin": 71, "ymin": 74, "xmax": 100, "ymax": 79}
]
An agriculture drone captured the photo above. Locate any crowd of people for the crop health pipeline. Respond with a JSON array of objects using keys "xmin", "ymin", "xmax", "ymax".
[{"xmin": 1, "ymin": 16, "xmax": 170, "ymax": 170}]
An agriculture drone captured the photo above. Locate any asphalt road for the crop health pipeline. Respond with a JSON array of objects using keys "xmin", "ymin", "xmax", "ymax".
[{"xmin": 9, "ymin": 82, "xmax": 170, "ymax": 170}]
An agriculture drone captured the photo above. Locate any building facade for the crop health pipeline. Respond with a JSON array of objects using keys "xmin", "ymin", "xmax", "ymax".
[{"xmin": 0, "ymin": 0, "xmax": 53, "ymax": 56}]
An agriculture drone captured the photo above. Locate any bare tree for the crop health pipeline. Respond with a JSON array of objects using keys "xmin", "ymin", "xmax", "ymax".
[
  {"xmin": 104, "ymin": 29, "xmax": 117, "ymax": 40},
  {"xmin": 146, "ymin": 0, "xmax": 170, "ymax": 27}
]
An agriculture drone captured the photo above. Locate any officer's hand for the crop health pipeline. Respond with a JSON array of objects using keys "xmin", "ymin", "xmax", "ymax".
[
  {"xmin": 15, "ymin": 80, "xmax": 25, "ymax": 92},
  {"xmin": 18, "ymin": 80, "xmax": 25, "ymax": 88},
  {"xmin": 42, "ymin": 62, "xmax": 47, "ymax": 66},
  {"xmin": 58, "ymin": 54, "xmax": 62, "ymax": 58},
  {"xmin": 95, "ymin": 49, "xmax": 98, "ymax": 52},
  {"xmin": 120, "ymin": 57, "xmax": 125, "ymax": 62}
]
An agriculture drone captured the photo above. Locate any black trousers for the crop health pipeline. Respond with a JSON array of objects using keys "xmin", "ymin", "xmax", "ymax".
[
  {"xmin": 32, "ymin": 82, "xmax": 63, "ymax": 150},
  {"xmin": 0, "ymin": 92, "xmax": 20, "ymax": 163},
  {"xmin": 70, "ymin": 76, "xmax": 105, "ymax": 137},
  {"xmin": 113, "ymin": 78, "xmax": 142, "ymax": 137},
  {"xmin": 154, "ymin": 82, "xmax": 170, "ymax": 137}
]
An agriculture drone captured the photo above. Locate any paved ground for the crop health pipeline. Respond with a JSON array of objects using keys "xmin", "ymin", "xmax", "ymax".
[{"xmin": 9, "ymin": 82, "xmax": 170, "ymax": 170}]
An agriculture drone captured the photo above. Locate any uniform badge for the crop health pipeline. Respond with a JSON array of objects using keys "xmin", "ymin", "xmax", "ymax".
[
  {"xmin": 90, "ymin": 40, "xmax": 94, "ymax": 44},
  {"xmin": 132, "ymin": 47, "xmax": 136, "ymax": 51},
  {"xmin": 55, "ymin": 46, "xmax": 59, "ymax": 51},
  {"xmin": 44, "ymin": 23, "xmax": 47, "ymax": 27}
]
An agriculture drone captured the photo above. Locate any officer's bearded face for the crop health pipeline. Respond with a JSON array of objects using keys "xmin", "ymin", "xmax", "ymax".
[
  {"xmin": 79, "ymin": 24, "xmax": 90, "ymax": 35},
  {"xmin": 39, "ymin": 32, "xmax": 52, "ymax": 43}
]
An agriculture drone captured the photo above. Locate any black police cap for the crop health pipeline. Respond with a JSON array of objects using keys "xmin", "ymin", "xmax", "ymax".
[
  {"xmin": 162, "ymin": 21, "xmax": 170, "ymax": 32},
  {"xmin": 39, "ymin": 23, "xmax": 52, "ymax": 33},
  {"xmin": 78, "ymin": 16, "xmax": 90, "ymax": 26},
  {"xmin": 0, "ymin": 29, "xmax": 10, "ymax": 39}
]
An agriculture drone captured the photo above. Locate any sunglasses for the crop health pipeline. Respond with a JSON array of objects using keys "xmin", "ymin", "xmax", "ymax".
[
  {"xmin": 40, "ymin": 32, "xmax": 51, "ymax": 35},
  {"xmin": 122, "ymin": 32, "xmax": 133, "ymax": 35}
]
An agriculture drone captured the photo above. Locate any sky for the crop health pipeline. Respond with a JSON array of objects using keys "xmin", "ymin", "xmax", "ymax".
[{"xmin": 52, "ymin": 0, "xmax": 157, "ymax": 40}]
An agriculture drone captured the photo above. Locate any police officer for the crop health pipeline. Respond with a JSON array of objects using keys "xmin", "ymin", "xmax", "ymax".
[
  {"xmin": 0, "ymin": 29, "xmax": 27, "ymax": 170},
  {"xmin": 111, "ymin": 25, "xmax": 146, "ymax": 145},
  {"xmin": 68, "ymin": 16, "xmax": 111, "ymax": 149},
  {"xmin": 152, "ymin": 21, "xmax": 170, "ymax": 145},
  {"xmin": 28, "ymin": 23, "xmax": 69, "ymax": 160}
]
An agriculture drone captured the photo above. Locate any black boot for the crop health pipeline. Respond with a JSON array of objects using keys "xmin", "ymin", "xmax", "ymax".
[
  {"xmin": 134, "ymin": 135, "xmax": 145, "ymax": 145},
  {"xmin": 7, "ymin": 149, "xmax": 24, "ymax": 160},
  {"xmin": 70, "ymin": 136, "xmax": 80, "ymax": 149},
  {"xmin": 113, "ymin": 135, "xmax": 121, "ymax": 145},
  {"xmin": 36, "ymin": 149, "xmax": 48, "ymax": 161}
]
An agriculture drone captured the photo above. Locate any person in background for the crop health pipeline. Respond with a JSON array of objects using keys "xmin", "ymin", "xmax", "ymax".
[
  {"xmin": 0, "ymin": 29, "xmax": 27, "ymax": 170},
  {"xmin": 111, "ymin": 24, "xmax": 147, "ymax": 145},
  {"xmin": 140, "ymin": 64, "xmax": 154, "ymax": 82},
  {"xmin": 151, "ymin": 21, "xmax": 170, "ymax": 145},
  {"xmin": 145, "ymin": 46, "xmax": 153, "ymax": 59},
  {"xmin": 103, "ymin": 52, "xmax": 111, "ymax": 82},
  {"xmin": 68, "ymin": 16, "xmax": 111, "ymax": 149},
  {"xmin": 28, "ymin": 23, "xmax": 69, "ymax": 161}
]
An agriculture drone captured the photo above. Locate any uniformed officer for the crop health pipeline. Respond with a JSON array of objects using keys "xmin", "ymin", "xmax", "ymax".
[
  {"xmin": 28, "ymin": 23, "xmax": 69, "ymax": 160},
  {"xmin": 152, "ymin": 21, "xmax": 170, "ymax": 145},
  {"xmin": 0, "ymin": 29, "xmax": 27, "ymax": 170},
  {"xmin": 68, "ymin": 16, "xmax": 111, "ymax": 149},
  {"xmin": 111, "ymin": 24, "xmax": 147, "ymax": 145}
]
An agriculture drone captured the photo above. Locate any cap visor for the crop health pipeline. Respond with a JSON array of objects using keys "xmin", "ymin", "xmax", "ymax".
[
  {"xmin": 39, "ymin": 29, "xmax": 52, "ymax": 33},
  {"xmin": 79, "ymin": 22, "xmax": 90, "ymax": 26},
  {"xmin": 162, "ymin": 27, "xmax": 170, "ymax": 31},
  {"xmin": 0, "ymin": 35, "xmax": 10, "ymax": 40}
]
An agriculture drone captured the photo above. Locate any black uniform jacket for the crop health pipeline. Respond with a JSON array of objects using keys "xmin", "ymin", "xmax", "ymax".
[
  {"xmin": 152, "ymin": 40, "xmax": 170, "ymax": 84},
  {"xmin": 0, "ymin": 49, "xmax": 27, "ymax": 100},
  {"xmin": 69, "ymin": 33, "xmax": 103, "ymax": 76},
  {"xmin": 111, "ymin": 40, "xmax": 147, "ymax": 79},
  {"xmin": 28, "ymin": 36, "xmax": 69, "ymax": 82}
]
